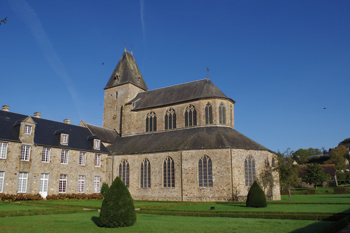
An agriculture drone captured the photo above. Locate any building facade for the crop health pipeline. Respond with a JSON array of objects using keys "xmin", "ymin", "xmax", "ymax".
[{"xmin": 0, "ymin": 49, "xmax": 281, "ymax": 201}]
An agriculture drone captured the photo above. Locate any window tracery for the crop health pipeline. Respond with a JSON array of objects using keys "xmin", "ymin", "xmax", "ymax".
[
  {"xmin": 165, "ymin": 108, "xmax": 176, "ymax": 130},
  {"xmin": 185, "ymin": 105, "xmax": 197, "ymax": 127},
  {"xmin": 205, "ymin": 103, "xmax": 213, "ymax": 125},
  {"xmin": 146, "ymin": 112, "xmax": 157, "ymax": 132},
  {"xmin": 198, "ymin": 155, "xmax": 213, "ymax": 188},
  {"xmin": 163, "ymin": 157, "xmax": 175, "ymax": 188}
]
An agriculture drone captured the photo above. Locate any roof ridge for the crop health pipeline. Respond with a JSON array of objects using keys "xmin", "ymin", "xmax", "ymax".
[{"xmin": 141, "ymin": 78, "xmax": 207, "ymax": 93}]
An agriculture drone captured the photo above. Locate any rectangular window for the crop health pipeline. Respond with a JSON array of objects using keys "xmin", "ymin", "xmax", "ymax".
[
  {"xmin": 94, "ymin": 176, "xmax": 101, "ymax": 193},
  {"xmin": 42, "ymin": 148, "xmax": 51, "ymax": 163},
  {"xmin": 61, "ymin": 134, "xmax": 68, "ymax": 145},
  {"xmin": 94, "ymin": 139, "xmax": 101, "ymax": 150},
  {"xmin": 0, "ymin": 142, "xmax": 8, "ymax": 159},
  {"xmin": 0, "ymin": 171, "xmax": 4, "ymax": 193},
  {"xmin": 21, "ymin": 145, "xmax": 31, "ymax": 161},
  {"xmin": 61, "ymin": 150, "xmax": 68, "ymax": 164},
  {"xmin": 78, "ymin": 175, "xmax": 85, "ymax": 193},
  {"xmin": 95, "ymin": 154, "xmax": 101, "ymax": 167},
  {"xmin": 39, "ymin": 173, "xmax": 49, "ymax": 193},
  {"xmin": 24, "ymin": 125, "xmax": 32, "ymax": 134},
  {"xmin": 79, "ymin": 152, "xmax": 86, "ymax": 166},
  {"xmin": 59, "ymin": 174, "xmax": 67, "ymax": 193},
  {"xmin": 17, "ymin": 172, "xmax": 28, "ymax": 193}
]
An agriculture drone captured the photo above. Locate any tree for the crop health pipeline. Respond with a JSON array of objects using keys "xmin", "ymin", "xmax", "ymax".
[
  {"xmin": 257, "ymin": 161, "xmax": 275, "ymax": 198},
  {"xmin": 327, "ymin": 145, "xmax": 348, "ymax": 171},
  {"xmin": 292, "ymin": 149, "xmax": 310, "ymax": 164},
  {"xmin": 303, "ymin": 164, "xmax": 328, "ymax": 190},
  {"xmin": 274, "ymin": 156, "xmax": 300, "ymax": 201},
  {"xmin": 246, "ymin": 181, "xmax": 267, "ymax": 207},
  {"xmin": 98, "ymin": 177, "xmax": 136, "ymax": 228},
  {"xmin": 339, "ymin": 138, "xmax": 350, "ymax": 147},
  {"xmin": 100, "ymin": 182, "xmax": 109, "ymax": 198}
]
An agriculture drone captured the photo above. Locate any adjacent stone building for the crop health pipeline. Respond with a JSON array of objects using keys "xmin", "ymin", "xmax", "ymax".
[{"xmin": 0, "ymin": 49, "xmax": 281, "ymax": 201}]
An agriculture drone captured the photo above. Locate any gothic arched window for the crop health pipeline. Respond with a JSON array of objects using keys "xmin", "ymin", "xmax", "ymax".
[
  {"xmin": 119, "ymin": 160, "xmax": 129, "ymax": 188},
  {"xmin": 219, "ymin": 103, "xmax": 226, "ymax": 124},
  {"xmin": 165, "ymin": 108, "xmax": 176, "ymax": 130},
  {"xmin": 146, "ymin": 112, "xmax": 157, "ymax": 132},
  {"xmin": 205, "ymin": 103, "xmax": 213, "ymax": 125},
  {"xmin": 198, "ymin": 155, "xmax": 213, "ymax": 188},
  {"xmin": 163, "ymin": 157, "xmax": 175, "ymax": 188},
  {"xmin": 245, "ymin": 156, "xmax": 256, "ymax": 187},
  {"xmin": 140, "ymin": 159, "xmax": 151, "ymax": 188},
  {"xmin": 185, "ymin": 105, "xmax": 197, "ymax": 127}
]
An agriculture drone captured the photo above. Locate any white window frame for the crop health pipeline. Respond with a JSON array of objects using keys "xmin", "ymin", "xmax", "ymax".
[
  {"xmin": 59, "ymin": 174, "xmax": 67, "ymax": 193},
  {"xmin": 21, "ymin": 145, "xmax": 31, "ymax": 161},
  {"xmin": 39, "ymin": 173, "xmax": 49, "ymax": 193},
  {"xmin": 79, "ymin": 152, "xmax": 86, "ymax": 166},
  {"xmin": 78, "ymin": 175, "xmax": 85, "ymax": 193},
  {"xmin": 61, "ymin": 134, "xmax": 69, "ymax": 145},
  {"xmin": 61, "ymin": 150, "xmax": 69, "ymax": 164},
  {"xmin": 17, "ymin": 172, "xmax": 28, "ymax": 193},
  {"xmin": 95, "ymin": 154, "xmax": 101, "ymax": 167},
  {"xmin": 94, "ymin": 139, "xmax": 101, "ymax": 150},
  {"xmin": 42, "ymin": 148, "xmax": 51, "ymax": 163},
  {"xmin": 94, "ymin": 176, "xmax": 101, "ymax": 193},
  {"xmin": 24, "ymin": 125, "xmax": 32, "ymax": 134},
  {"xmin": 0, "ymin": 142, "xmax": 8, "ymax": 159},
  {"xmin": 0, "ymin": 171, "xmax": 5, "ymax": 193}
]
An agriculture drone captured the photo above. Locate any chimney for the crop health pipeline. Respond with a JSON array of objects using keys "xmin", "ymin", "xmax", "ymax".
[
  {"xmin": 34, "ymin": 112, "xmax": 41, "ymax": 118},
  {"xmin": 63, "ymin": 119, "xmax": 71, "ymax": 124},
  {"xmin": 2, "ymin": 105, "xmax": 9, "ymax": 111}
]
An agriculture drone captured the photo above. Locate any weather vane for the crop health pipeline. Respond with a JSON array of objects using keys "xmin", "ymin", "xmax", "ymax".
[{"xmin": 207, "ymin": 67, "xmax": 209, "ymax": 80}]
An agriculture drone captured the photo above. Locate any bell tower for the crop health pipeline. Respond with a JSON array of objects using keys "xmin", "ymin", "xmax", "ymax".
[{"xmin": 103, "ymin": 49, "xmax": 148, "ymax": 133}]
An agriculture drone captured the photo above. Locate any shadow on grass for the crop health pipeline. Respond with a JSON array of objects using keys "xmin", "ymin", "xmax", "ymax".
[{"xmin": 91, "ymin": 216, "xmax": 99, "ymax": 226}]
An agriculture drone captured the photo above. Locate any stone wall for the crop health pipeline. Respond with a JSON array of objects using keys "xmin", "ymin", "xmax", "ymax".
[
  {"xmin": 0, "ymin": 141, "xmax": 108, "ymax": 195},
  {"xmin": 122, "ymin": 98, "xmax": 235, "ymax": 137},
  {"xmin": 109, "ymin": 148, "xmax": 281, "ymax": 202}
]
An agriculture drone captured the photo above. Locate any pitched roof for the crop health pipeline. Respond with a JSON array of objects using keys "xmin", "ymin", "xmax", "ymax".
[
  {"xmin": 83, "ymin": 122, "xmax": 119, "ymax": 144},
  {"xmin": 107, "ymin": 126, "xmax": 268, "ymax": 155},
  {"xmin": 104, "ymin": 50, "xmax": 148, "ymax": 91},
  {"xmin": 0, "ymin": 110, "xmax": 109, "ymax": 153},
  {"xmin": 128, "ymin": 79, "xmax": 234, "ymax": 111}
]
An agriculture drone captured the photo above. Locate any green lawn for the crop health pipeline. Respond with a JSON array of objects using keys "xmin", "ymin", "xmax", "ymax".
[
  {"xmin": 0, "ymin": 212, "xmax": 332, "ymax": 233},
  {"xmin": 161, "ymin": 203, "xmax": 350, "ymax": 213},
  {"xmin": 42, "ymin": 200, "xmax": 176, "ymax": 208},
  {"xmin": 275, "ymin": 194, "xmax": 350, "ymax": 203},
  {"xmin": 0, "ymin": 203, "xmax": 51, "ymax": 211}
]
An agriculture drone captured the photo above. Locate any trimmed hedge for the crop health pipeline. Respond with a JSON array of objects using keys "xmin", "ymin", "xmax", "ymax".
[
  {"xmin": 100, "ymin": 182, "xmax": 109, "ymax": 198},
  {"xmin": 334, "ymin": 188, "xmax": 347, "ymax": 194},
  {"xmin": 0, "ymin": 193, "xmax": 42, "ymax": 201},
  {"xmin": 46, "ymin": 193, "xmax": 103, "ymax": 200},
  {"xmin": 246, "ymin": 181, "xmax": 267, "ymax": 207},
  {"xmin": 306, "ymin": 189, "xmax": 316, "ymax": 194},
  {"xmin": 99, "ymin": 176, "xmax": 136, "ymax": 228},
  {"xmin": 0, "ymin": 207, "xmax": 96, "ymax": 218},
  {"xmin": 137, "ymin": 209, "xmax": 347, "ymax": 221},
  {"xmin": 319, "ymin": 216, "xmax": 350, "ymax": 233}
]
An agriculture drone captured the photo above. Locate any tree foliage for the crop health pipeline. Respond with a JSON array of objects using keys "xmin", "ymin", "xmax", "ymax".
[
  {"xmin": 100, "ymin": 182, "xmax": 109, "ymax": 198},
  {"xmin": 246, "ymin": 181, "xmax": 267, "ymax": 208},
  {"xmin": 339, "ymin": 138, "xmax": 350, "ymax": 147},
  {"xmin": 304, "ymin": 164, "xmax": 328, "ymax": 190},
  {"xmin": 274, "ymin": 156, "xmax": 300, "ymax": 201},
  {"xmin": 98, "ymin": 177, "xmax": 136, "ymax": 228},
  {"xmin": 327, "ymin": 145, "xmax": 348, "ymax": 171},
  {"xmin": 257, "ymin": 161, "xmax": 275, "ymax": 198}
]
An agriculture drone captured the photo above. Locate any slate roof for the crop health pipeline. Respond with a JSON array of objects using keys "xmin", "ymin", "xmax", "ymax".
[
  {"xmin": 128, "ymin": 79, "xmax": 234, "ymax": 111},
  {"xmin": 107, "ymin": 126, "xmax": 269, "ymax": 155},
  {"xmin": 0, "ymin": 110, "xmax": 109, "ymax": 153},
  {"xmin": 83, "ymin": 122, "xmax": 119, "ymax": 144},
  {"xmin": 105, "ymin": 50, "xmax": 148, "ymax": 91}
]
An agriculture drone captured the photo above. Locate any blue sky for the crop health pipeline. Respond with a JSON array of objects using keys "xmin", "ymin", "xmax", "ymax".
[{"xmin": 1, "ymin": 0, "xmax": 349, "ymax": 153}]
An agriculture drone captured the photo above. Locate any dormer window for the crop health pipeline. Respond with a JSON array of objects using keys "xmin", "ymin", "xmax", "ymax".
[
  {"xmin": 132, "ymin": 99, "xmax": 140, "ymax": 109},
  {"xmin": 61, "ymin": 134, "xmax": 69, "ymax": 145},
  {"xmin": 24, "ymin": 125, "xmax": 32, "ymax": 134},
  {"xmin": 94, "ymin": 139, "xmax": 101, "ymax": 150}
]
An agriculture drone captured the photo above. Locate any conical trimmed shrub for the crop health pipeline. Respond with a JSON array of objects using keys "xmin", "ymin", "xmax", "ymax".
[
  {"xmin": 246, "ymin": 181, "xmax": 267, "ymax": 208},
  {"xmin": 98, "ymin": 177, "xmax": 136, "ymax": 228}
]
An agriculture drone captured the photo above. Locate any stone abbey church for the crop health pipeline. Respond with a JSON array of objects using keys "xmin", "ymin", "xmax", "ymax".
[{"xmin": 0, "ymin": 49, "xmax": 280, "ymax": 201}]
